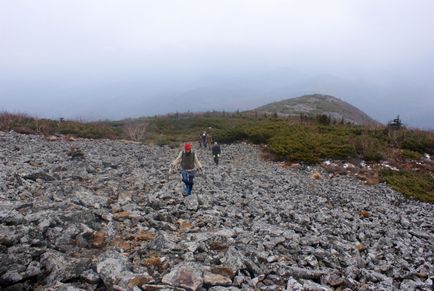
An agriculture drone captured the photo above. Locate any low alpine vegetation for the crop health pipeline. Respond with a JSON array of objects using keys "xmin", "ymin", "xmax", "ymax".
[{"xmin": 2, "ymin": 110, "xmax": 433, "ymax": 203}]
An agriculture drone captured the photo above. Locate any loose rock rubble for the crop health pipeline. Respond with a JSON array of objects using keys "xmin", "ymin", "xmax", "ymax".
[{"xmin": 0, "ymin": 131, "xmax": 433, "ymax": 290}]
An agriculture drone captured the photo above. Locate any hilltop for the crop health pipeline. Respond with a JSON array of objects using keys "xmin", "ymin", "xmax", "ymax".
[{"xmin": 254, "ymin": 94, "xmax": 379, "ymax": 126}]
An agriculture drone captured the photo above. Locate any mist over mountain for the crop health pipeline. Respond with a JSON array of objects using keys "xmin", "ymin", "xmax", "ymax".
[
  {"xmin": 2, "ymin": 1, "xmax": 434, "ymax": 129},
  {"xmin": 2, "ymin": 66, "xmax": 432, "ymax": 129},
  {"xmin": 143, "ymin": 68, "xmax": 433, "ymax": 129}
]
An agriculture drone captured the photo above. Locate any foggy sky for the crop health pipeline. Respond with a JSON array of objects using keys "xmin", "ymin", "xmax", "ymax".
[{"xmin": 1, "ymin": 0, "xmax": 434, "ymax": 128}]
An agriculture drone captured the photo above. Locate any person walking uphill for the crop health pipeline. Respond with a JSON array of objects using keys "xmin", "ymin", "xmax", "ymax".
[
  {"xmin": 211, "ymin": 142, "xmax": 221, "ymax": 165},
  {"xmin": 201, "ymin": 132, "xmax": 208, "ymax": 148},
  {"xmin": 169, "ymin": 143, "xmax": 203, "ymax": 196}
]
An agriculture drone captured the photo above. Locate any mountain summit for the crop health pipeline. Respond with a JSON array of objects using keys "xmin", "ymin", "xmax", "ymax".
[{"xmin": 255, "ymin": 94, "xmax": 379, "ymax": 125}]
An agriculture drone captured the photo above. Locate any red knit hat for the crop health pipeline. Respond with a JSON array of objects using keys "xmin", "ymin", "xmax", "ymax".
[{"xmin": 184, "ymin": 143, "xmax": 192, "ymax": 152}]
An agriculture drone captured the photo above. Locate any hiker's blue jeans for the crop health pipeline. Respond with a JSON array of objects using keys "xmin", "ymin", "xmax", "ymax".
[{"xmin": 181, "ymin": 170, "xmax": 195, "ymax": 195}]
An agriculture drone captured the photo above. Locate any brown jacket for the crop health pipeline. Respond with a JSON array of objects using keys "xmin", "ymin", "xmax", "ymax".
[{"xmin": 170, "ymin": 151, "xmax": 203, "ymax": 172}]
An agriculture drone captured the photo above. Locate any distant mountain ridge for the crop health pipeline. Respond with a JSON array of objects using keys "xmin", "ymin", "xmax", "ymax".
[{"xmin": 254, "ymin": 94, "xmax": 380, "ymax": 125}]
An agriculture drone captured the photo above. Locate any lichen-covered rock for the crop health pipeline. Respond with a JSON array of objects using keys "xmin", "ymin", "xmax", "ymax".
[
  {"xmin": 161, "ymin": 262, "xmax": 204, "ymax": 290},
  {"xmin": 96, "ymin": 249, "xmax": 129, "ymax": 288},
  {"xmin": 203, "ymin": 271, "xmax": 232, "ymax": 286}
]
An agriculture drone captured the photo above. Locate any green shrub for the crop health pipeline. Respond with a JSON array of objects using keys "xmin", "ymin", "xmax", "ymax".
[
  {"xmin": 214, "ymin": 127, "xmax": 249, "ymax": 143},
  {"xmin": 401, "ymin": 149, "xmax": 423, "ymax": 160},
  {"xmin": 351, "ymin": 135, "xmax": 386, "ymax": 162},
  {"xmin": 387, "ymin": 129, "xmax": 434, "ymax": 154},
  {"xmin": 380, "ymin": 169, "xmax": 434, "ymax": 203},
  {"xmin": 267, "ymin": 131, "xmax": 321, "ymax": 164},
  {"xmin": 156, "ymin": 136, "xmax": 172, "ymax": 146},
  {"xmin": 318, "ymin": 136, "xmax": 355, "ymax": 160},
  {"xmin": 400, "ymin": 132, "xmax": 434, "ymax": 154},
  {"xmin": 0, "ymin": 113, "xmax": 122, "ymax": 139},
  {"xmin": 363, "ymin": 150, "xmax": 384, "ymax": 162}
]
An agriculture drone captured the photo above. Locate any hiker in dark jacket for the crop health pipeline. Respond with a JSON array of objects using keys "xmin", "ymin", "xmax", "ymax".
[
  {"xmin": 201, "ymin": 132, "xmax": 208, "ymax": 148},
  {"xmin": 211, "ymin": 142, "xmax": 221, "ymax": 165},
  {"xmin": 169, "ymin": 143, "xmax": 203, "ymax": 196}
]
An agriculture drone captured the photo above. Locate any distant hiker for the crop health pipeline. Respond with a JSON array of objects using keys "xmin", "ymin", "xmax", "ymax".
[
  {"xmin": 207, "ymin": 134, "xmax": 213, "ymax": 149},
  {"xmin": 201, "ymin": 132, "xmax": 208, "ymax": 148},
  {"xmin": 211, "ymin": 141, "xmax": 221, "ymax": 165},
  {"xmin": 169, "ymin": 143, "xmax": 203, "ymax": 196},
  {"xmin": 198, "ymin": 134, "xmax": 202, "ymax": 147}
]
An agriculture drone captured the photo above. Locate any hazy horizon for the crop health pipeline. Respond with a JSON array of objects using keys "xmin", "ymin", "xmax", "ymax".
[{"xmin": 1, "ymin": 1, "xmax": 433, "ymax": 129}]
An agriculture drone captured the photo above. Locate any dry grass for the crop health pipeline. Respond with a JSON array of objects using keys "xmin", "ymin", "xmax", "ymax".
[
  {"xmin": 135, "ymin": 230, "xmax": 156, "ymax": 241},
  {"xmin": 142, "ymin": 256, "xmax": 162, "ymax": 267}
]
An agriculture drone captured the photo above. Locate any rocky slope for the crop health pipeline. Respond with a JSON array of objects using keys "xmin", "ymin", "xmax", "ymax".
[
  {"xmin": 0, "ymin": 131, "xmax": 433, "ymax": 290},
  {"xmin": 254, "ymin": 94, "xmax": 379, "ymax": 125}
]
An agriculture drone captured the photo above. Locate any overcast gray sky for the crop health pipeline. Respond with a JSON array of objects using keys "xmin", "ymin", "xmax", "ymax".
[{"xmin": 1, "ymin": 0, "xmax": 433, "ymax": 128}]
